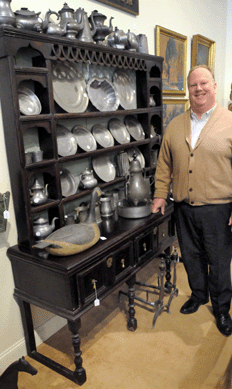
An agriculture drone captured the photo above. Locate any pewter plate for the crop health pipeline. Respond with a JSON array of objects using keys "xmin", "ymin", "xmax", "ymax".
[
  {"xmin": 92, "ymin": 124, "xmax": 114, "ymax": 148},
  {"xmin": 113, "ymin": 69, "xmax": 136, "ymax": 110},
  {"xmin": 124, "ymin": 115, "xmax": 145, "ymax": 141},
  {"xmin": 108, "ymin": 118, "xmax": 130, "ymax": 144},
  {"xmin": 72, "ymin": 125, "xmax": 97, "ymax": 152},
  {"xmin": 87, "ymin": 77, "xmax": 119, "ymax": 112},
  {"xmin": 92, "ymin": 156, "xmax": 116, "ymax": 182},
  {"xmin": 18, "ymin": 87, "xmax": 42, "ymax": 116},
  {"xmin": 126, "ymin": 147, "xmax": 145, "ymax": 169},
  {"xmin": 52, "ymin": 62, "xmax": 89, "ymax": 113},
  {"xmin": 56, "ymin": 125, "xmax": 77, "ymax": 157},
  {"xmin": 60, "ymin": 169, "xmax": 78, "ymax": 197}
]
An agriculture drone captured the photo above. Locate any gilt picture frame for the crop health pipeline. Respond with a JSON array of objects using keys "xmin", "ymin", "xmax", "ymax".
[
  {"xmin": 191, "ymin": 34, "xmax": 215, "ymax": 70},
  {"xmin": 95, "ymin": 0, "xmax": 139, "ymax": 15},
  {"xmin": 156, "ymin": 26, "xmax": 187, "ymax": 96},
  {"xmin": 163, "ymin": 98, "xmax": 189, "ymax": 131}
]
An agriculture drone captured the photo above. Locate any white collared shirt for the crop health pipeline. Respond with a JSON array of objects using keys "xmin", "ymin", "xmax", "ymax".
[{"xmin": 190, "ymin": 105, "xmax": 216, "ymax": 148}]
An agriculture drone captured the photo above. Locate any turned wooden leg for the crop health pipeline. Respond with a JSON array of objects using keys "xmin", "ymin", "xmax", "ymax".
[
  {"xmin": 68, "ymin": 319, "xmax": 86, "ymax": 385},
  {"xmin": 126, "ymin": 275, "xmax": 137, "ymax": 331}
]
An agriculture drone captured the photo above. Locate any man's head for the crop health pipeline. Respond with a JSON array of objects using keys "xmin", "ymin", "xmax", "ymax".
[{"xmin": 187, "ymin": 65, "xmax": 217, "ymax": 114}]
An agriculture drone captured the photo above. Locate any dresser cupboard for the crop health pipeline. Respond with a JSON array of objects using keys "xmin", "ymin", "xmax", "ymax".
[{"xmin": 1, "ymin": 26, "xmax": 176, "ymax": 385}]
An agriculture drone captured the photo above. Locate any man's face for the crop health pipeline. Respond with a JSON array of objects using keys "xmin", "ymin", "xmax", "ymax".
[{"xmin": 188, "ymin": 67, "xmax": 217, "ymax": 113}]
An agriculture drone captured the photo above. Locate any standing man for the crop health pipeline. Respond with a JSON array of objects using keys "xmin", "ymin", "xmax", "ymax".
[{"xmin": 151, "ymin": 65, "xmax": 232, "ymax": 336}]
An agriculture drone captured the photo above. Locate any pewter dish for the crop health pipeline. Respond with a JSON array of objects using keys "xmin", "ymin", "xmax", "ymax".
[
  {"xmin": 126, "ymin": 147, "xmax": 145, "ymax": 168},
  {"xmin": 56, "ymin": 125, "xmax": 77, "ymax": 157},
  {"xmin": 52, "ymin": 61, "xmax": 89, "ymax": 113},
  {"xmin": 72, "ymin": 125, "xmax": 97, "ymax": 152},
  {"xmin": 113, "ymin": 69, "xmax": 136, "ymax": 110},
  {"xmin": 87, "ymin": 77, "xmax": 119, "ymax": 112},
  {"xmin": 108, "ymin": 118, "xmax": 130, "ymax": 144},
  {"xmin": 92, "ymin": 156, "xmax": 116, "ymax": 182},
  {"xmin": 91, "ymin": 124, "xmax": 114, "ymax": 148},
  {"xmin": 124, "ymin": 115, "xmax": 145, "ymax": 141},
  {"xmin": 117, "ymin": 199, "xmax": 151, "ymax": 219},
  {"xmin": 60, "ymin": 168, "xmax": 78, "ymax": 197},
  {"xmin": 18, "ymin": 87, "xmax": 42, "ymax": 116}
]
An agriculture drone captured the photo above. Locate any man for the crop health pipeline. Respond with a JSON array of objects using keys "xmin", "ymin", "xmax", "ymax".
[{"xmin": 151, "ymin": 65, "xmax": 232, "ymax": 336}]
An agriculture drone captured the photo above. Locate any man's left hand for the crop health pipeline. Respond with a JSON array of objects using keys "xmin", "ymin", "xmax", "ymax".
[{"xmin": 229, "ymin": 212, "xmax": 232, "ymax": 231}]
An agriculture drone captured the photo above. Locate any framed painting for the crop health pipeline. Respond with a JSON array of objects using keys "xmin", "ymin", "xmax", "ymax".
[
  {"xmin": 95, "ymin": 0, "xmax": 139, "ymax": 15},
  {"xmin": 156, "ymin": 26, "xmax": 187, "ymax": 96},
  {"xmin": 191, "ymin": 34, "xmax": 215, "ymax": 70},
  {"xmin": 163, "ymin": 98, "xmax": 189, "ymax": 131}
]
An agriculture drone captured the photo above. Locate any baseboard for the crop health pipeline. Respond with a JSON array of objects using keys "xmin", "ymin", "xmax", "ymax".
[{"xmin": 0, "ymin": 315, "xmax": 66, "ymax": 374}]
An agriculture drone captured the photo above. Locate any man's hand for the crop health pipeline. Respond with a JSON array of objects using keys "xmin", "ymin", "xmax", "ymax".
[
  {"xmin": 151, "ymin": 198, "xmax": 166, "ymax": 215},
  {"xmin": 228, "ymin": 212, "xmax": 232, "ymax": 231}
]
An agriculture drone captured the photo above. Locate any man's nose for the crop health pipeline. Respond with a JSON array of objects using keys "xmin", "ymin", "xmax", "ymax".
[{"xmin": 196, "ymin": 83, "xmax": 202, "ymax": 90}]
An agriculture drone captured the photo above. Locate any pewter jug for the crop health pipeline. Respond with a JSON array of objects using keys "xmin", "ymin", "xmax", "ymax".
[
  {"xmin": 89, "ymin": 10, "xmax": 113, "ymax": 45},
  {"xmin": 0, "ymin": 0, "xmax": 15, "ymax": 27},
  {"xmin": 126, "ymin": 154, "xmax": 150, "ymax": 206},
  {"xmin": 76, "ymin": 9, "xmax": 96, "ymax": 43},
  {"xmin": 14, "ymin": 8, "xmax": 43, "ymax": 32},
  {"xmin": 126, "ymin": 30, "xmax": 139, "ymax": 52},
  {"xmin": 100, "ymin": 196, "xmax": 113, "ymax": 217},
  {"xmin": 30, "ymin": 178, "xmax": 48, "ymax": 206},
  {"xmin": 33, "ymin": 216, "xmax": 58, "ymax": 240}
]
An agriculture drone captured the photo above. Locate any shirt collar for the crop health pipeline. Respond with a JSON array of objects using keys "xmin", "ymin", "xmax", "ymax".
[{"xmin": 191, "ymin": 104, "xmax": 216, "ymax": 121}]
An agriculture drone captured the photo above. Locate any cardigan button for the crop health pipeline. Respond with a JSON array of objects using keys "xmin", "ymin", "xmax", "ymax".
[
  {"xmin": 189, "ymin": 188, "xmax": 193, "ymax": 192},
  {"xmin": 191, "ymin": 201, "xmax": 194, "ymax": 204},
  {"xmin": 189, "ymin": 170, "xmax": 192, "ymax": 173},
  {"xmin": 190, "ymin": 153, "xmax": 194, "ymax": 157}
]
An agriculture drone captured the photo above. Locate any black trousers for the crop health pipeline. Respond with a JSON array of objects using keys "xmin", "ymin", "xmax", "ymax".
[{"xmin": 174, "ymin": 201, "xmax": 232, "ymax": 315}]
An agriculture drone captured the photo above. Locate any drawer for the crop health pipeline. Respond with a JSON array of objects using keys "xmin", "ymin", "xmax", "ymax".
[
  {"xmin": 158, "ymin": 216, "xmax": 171, "ymax": 245},
  {"xmin": 104, "ymin": 241, "xmax": 133, "ymax": 286},
  {"xmin": 134, "ymin": 229, "xmax": 154, "ymax": 263},
  {"xmin": 78, "ymin": 261, "xmax": 106, "ymax": 305}
]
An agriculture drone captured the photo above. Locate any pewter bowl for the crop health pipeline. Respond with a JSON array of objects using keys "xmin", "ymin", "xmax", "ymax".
[{"xmin": 87, "ymin": 77, "xmax": 119, "ymax": 112}]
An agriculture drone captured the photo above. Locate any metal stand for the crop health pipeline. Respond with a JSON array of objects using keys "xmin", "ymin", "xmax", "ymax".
[{"xmin": 119, "ymin": 248, "xmax": 179, "ymax": 328}]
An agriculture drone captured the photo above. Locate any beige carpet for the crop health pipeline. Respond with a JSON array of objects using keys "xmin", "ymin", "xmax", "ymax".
[{"xmin": 18, "ymin": 257, "xmax": 232, "ymax": 389}]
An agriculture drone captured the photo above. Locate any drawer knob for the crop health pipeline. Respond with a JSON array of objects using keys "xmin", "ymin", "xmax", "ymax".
[
  {"xmin": 143, "ymin": 242, "xmax": 147, "ymax": 251},
  {"xmin": 92, "ymin": 279, "xmax": 97, "ymax": 290},
  {"xmin": 121, "ymin": 258, "xmax": 125, "ymax": 268}
]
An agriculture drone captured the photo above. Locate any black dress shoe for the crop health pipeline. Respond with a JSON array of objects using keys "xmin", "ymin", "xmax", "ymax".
[
  {"xmin": 215, "ymin": 313, "xmax": 232, "ymax": 336},
  {"xmin": 180, "ymin": 298, "xmax": 207, "ymax": 314}
]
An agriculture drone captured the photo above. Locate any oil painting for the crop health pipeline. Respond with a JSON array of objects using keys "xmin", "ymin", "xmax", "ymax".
[
  {"xmin": 156, "ymin": 26, "xmax": 187, "ymax": 96},
  {"xmin": 163, "ymin": 99, "xmax": 189, "ymax": 131},
  {"xmin": 95, "ymin": 0, "xmax": 139, "ymax": 15},
  {"xmin": 191, "ymin": 34, "xmax": 215, "ymax": 69}
]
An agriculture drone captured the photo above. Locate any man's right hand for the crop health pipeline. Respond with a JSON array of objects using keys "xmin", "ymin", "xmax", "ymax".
[{"xmin": 151, "ymin": 198, "xmax": 166, "ymax": 215}]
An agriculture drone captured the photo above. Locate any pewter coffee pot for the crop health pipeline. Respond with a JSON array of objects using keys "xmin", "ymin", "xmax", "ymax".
[
  {"xmin": 43, "ymin": 9, "xmax": 67, "ymax": 36},
  {"xmin": 89, "ymin": 10, "xmax": 113, "ymax": 44},
  {"xmin": 58, "ymin": 3, "xmax": 84, "ymax": 39},
  {"xmin": 30, "ymin": 179, "xmax": 48, "ymax": 206},
  {"xmin": 126, "ymin": 154, "xmax": 150, "ymax": 206}
]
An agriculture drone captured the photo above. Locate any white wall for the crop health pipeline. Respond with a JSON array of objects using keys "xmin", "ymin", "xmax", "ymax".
[{"xmin": 0, "ymin": 0, "xmax": 230, "ymax": 372}]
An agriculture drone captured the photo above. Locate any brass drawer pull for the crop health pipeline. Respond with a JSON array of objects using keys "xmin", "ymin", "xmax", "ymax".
[
  {"xmin": 121, "ymin": 258, "xmax": 125, "ymax": 268},
  {"xmin": 106, "ymin": 257, "xmax": 113, "ymax": 268},
  {"xmin": 143, "ymin": 242, "xmax": 147, "ymax": 251}
]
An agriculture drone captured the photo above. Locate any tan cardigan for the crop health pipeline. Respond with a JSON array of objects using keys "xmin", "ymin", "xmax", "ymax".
[{"xmin": 154, "ymin": 104, "xmax": 232, "ymax": 205}]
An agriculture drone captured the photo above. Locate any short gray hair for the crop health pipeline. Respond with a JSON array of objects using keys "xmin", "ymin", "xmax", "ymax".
[{"xmin": 187, "ymin": 65, "xmax": 215, "ymax": 85}]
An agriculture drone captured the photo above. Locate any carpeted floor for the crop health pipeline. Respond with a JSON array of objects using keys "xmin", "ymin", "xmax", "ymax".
[{"xmin": 18, "ymin": 256, "xmax": 232, "ymax": 389}]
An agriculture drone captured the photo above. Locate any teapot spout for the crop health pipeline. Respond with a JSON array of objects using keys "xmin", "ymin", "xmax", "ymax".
[{"xmin": 51, "ymin": 217, "xmax": 59, "ymax": 230}]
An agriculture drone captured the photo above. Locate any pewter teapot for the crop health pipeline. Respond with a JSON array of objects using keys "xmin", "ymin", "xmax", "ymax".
[
  {"xmin": 126, "ymin": 154, "xmax": 150, "ymax": 206},
  {"xmin": 30, "ymin": 179, "xmax": 48, "ymax": 206},
  {"xmin": 79, "ymin": 168, "xmax": 98, "ymax": 189},
  {"xmin": 43, "ymin": 9, "xmax": 67, "ymax": 36},
  {"xmin": 14, "ymin": 7, "xmax": 43, "ymax": 32},
  {"xmin": 107, "ymin": 27, "xmax": 127, "ymax": 49},
  {"xmin": 33, "ymin": 216, "xmax": 58, "ymax": 240}
]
